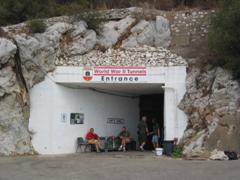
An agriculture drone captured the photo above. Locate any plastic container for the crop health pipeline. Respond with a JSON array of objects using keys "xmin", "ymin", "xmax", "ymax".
[
  {"xmin": 162, "ymin": 140, "xmax": 174, "ymax": 156},
  {"xmin": 156, "ymin": 148, "xmax": 163, "ymax": 156}
]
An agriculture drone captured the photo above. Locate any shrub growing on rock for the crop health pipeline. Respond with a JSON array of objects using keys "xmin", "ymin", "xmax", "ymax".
[
  {"xmin": 171, "ymin": 146, "xmax": 183, "ymax": 159},
  {"xmin": 209, "ymin": 0, "xmax": 240, "ymax": 80},
  {"xmin": 27, "ymin": 19, "xmax": 46, "ymax": 34}
]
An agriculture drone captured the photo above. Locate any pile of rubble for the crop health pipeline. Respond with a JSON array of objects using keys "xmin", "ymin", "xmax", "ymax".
[{"xmin": 55, "ymin": 46, "xmax": 187, "ymax": 67}]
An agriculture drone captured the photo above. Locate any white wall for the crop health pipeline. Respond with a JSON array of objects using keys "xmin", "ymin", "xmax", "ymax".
[
  {"xmin": 163, "ymin": 66, "xmax": 188, "ymax": 140},
  {"xmin": 29, "ymin": 78, "xmax": 139, "ymax": 154}
]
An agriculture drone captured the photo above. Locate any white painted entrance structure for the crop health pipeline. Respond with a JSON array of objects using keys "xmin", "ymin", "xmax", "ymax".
[{"xmin": 29, "ymin": 66, "xmax": 187, "ymax": 154}]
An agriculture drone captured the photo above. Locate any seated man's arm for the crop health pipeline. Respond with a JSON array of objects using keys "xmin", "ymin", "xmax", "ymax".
[
  {"xmin": 94, "ymin": 133, "xmax": 99, "ymax": 140},
  {"xmin": 127, "ymin": 131, "xmax": 131, "ymax": 138},
  {"xmin": 157, "ymin": 128, "xmax": 160, "ymax": 137},
  {"xmin": 118, "ymin": 131, "xmax": 123, "ymax": 139}
]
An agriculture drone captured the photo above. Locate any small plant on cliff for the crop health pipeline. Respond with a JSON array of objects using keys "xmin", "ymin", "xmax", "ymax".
[
  {"xmin": 171, "ymin": 146, "xmax": 183, "ymax": 159},
  {"xmin": 27, "ymin": 19, "xmax": 46, "ymax": 34},
  {"xmin": 209, "ymin": 0, "xmax": 240, "ymax": 80},
  {"xmin": 73, "ymin": 11, "xmax": 106, "ymax": 34}
]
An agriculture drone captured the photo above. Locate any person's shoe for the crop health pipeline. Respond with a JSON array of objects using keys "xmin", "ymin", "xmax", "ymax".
[
  {"xmin": 140, "ymin": 146, "xmax": 144, "ymax": 151},
  {"xmin": 100, "ymin": 149, "xmax": 104, "ymax": 152},
  {"xmin": 118, "ymin": 145, "xmax": 123, "ymax": 151},
  {"xmin": 123, "ymin": 146, "xmax": 126, "ymax": 152}
]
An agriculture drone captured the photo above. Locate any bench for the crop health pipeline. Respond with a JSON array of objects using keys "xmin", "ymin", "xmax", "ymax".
[{"xmin": 76, "ymin": 137, "xmax": 94, "ymax": 152}]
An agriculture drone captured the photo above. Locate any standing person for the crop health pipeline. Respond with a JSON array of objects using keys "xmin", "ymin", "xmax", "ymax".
[
  {"xmin": 85, "ymin": 128, "xmax": 102, "ymax": 152},
  {"xmin": 118, "ymin": 126, "xmax": 131, "ymax": 152},
  {"xmin": 137, "ymin": 116, "xmax": 148, "ymax": 151},
  {"xmin": 150, "ymin": 118, "xmax": 160, "ymax": 149}
]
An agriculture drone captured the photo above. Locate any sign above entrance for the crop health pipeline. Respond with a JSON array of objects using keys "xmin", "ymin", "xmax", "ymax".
[
  {"xmin": 83, "ymin": 66, "xmax": 147, "ymax": 83},
  {"xmin": 94, "ymin": 66, "xmax": 146, "ymax": 76}
]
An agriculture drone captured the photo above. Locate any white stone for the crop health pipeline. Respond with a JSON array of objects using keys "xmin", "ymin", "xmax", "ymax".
[
  {"xmin": 210, "ymin": 150, "xmax": 229, "ymax": 161},
  {"xmin": 71, "ymin": 21, "xmax": 88, "ymax": 37},
  {"xmin": 64, "ymin": 30, "xmax": 97, "ymax": 56},
  {"xmin": 98, "ymin": 16, "xmax": 135, "ymax": 48},
  {"xmin": 0, "ymin": 38, "xmax": 17, "ymax": 66}
]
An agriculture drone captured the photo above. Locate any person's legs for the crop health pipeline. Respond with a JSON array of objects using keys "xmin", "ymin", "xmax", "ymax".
[
  {"xmin": 125, "ymin": 138, "xmax": 130, "ymax": 144},
  {"xmin": 122, "ymin": 138, "xmax": 126, "ymax": 146},
  {"xmin": 123, "ymin": 138, "xmax": 131, "ymax": 152},
  {"xmin": 95, "ymin": 142, "xmax": 100, "ymax": 152},
  {"xmin": 140, "ymin": 142, "xmax": 145, "ymax": 150},
  {"xmin": 88, "ymin": 139, "xmax": 100, "ymax": 152},
  {"xmin": 152, "ymin": 135, "xmax": 159, "ymax": 149},
  {"xmin": 118, "ymin": 138, "xmax": 124, "ymax": 151},
  {"xmin": 95, "ymin": 140, "xmax": 102, "ymax": 152},
  {"xmin": 139, "ymin": 134, "xmax": 146, "ymax": 151},
  {"xmin": 122, "ymin": 138, "xmax": 126, "ymax": 151},
  {"xmin": 119, "ymin": 138, "xmax": 130, "ymax": 151}
]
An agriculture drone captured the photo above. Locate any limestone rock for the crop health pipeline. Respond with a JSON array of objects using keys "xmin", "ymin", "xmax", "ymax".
[
  {"xmin": 0, "ymin": 94, "xmax": 33, "ymax": 156},
  {"xmin": 0, "ymin": 66, "xmax": 20, "ymax": 97},
  {"xmin": 122, "ymin": 16, "xmax": 171, "ymax": 48},
  {"xmin": 60, "ymin": 21, "xmax": 97, "ymax": 58},
  {"xmin": 14, "ymin": 22, "xmax": 72, "ymax": 88},
  {"xmin": 98, "ymin": 16, "xmax": 136, "ymax": 48},
  {"xmin": 210, "ymin": 149, "xmax": 229, "ymax": 161},
  {"xmin": 0, "ymin": 38, "xmax": 17, "ymax": 66},
  {"xmin": 122, "ymin": 20, "xmax": 155, "ymax": 48},
  {"xmin": 155, "ymin": 16, "xmax": 171, "ymax": 47},
  {"xmin": 0, "ymin": 22, "xmax": 71, "ymax": 155},
  {"xmin": 71, "ymin": 21, "xmax": 88, "ymax": 37},
  {"xmin": 45, "ymin": 22, "xmax": 73, "ymax": 38},
  {"xmin": 179, "ymin": 66, "xmax": 240, "ymax": 157},
  {"xmin": 182, "ymin": 130, "xmax": 207, "ymax": 157}
]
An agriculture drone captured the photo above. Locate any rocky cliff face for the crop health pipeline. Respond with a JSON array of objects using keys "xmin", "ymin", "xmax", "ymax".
[
  {"xmin": 179, "ymin": 66, "xmax": 240, "ymax": 157},
  {"xmin": 0, "ymin": 8, "xmax": 239, "ymax": 156},
  {"xmin": 0, "ymin": 23, "xmax": 72, "ymax": 155}
]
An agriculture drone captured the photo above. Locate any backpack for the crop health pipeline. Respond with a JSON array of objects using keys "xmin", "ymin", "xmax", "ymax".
[{"xmin": 224, "ymin": 151, "xmax": 238, "ymax": 160}]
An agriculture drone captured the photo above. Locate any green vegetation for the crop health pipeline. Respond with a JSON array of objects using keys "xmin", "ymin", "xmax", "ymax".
[
  {"xmin": 209, "ymin": 0, "xmax": 240, "ymax": 80},
  {"xmin": 0, "ymin": 0, "xmax": 218, "ymax": 26},
  {"xmin": 0, "ymin": 0, "xmax": 89, "ymax": 26},
  {"xmin": 27, "ymin": 19, "xmax": 46, "ymax": 33},
  {"xmin": 73, "ymin": 11, "xmax": 105, "ymax": 34},
  {"xmin": 171, "ymin": 147, "xmax": 183, "ymax": 159}
]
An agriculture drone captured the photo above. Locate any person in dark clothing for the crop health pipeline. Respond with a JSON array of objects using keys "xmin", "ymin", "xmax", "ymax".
[{"xmin": 137, "ymin": 116, "xmax": 148, "ymax": 151}]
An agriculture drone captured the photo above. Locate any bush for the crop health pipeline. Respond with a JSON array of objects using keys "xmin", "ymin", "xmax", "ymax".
[
  {"xmin": 27, "ymin": 19, "xmax": 46, "ymax": 34},
  {"xmin": 209, "ymin": 0, "xmax": 240, "ymax": 80},
  {"xmin": 0, "ymin": 0, "xmax": 220, "ymax": 26},
  {"xmin": 73, "ymin": 11, "xmax": 105, "ymax": 34},
  {"xmin": 171, "ymin": 147, "xmax": 183, "ymax": 159}
]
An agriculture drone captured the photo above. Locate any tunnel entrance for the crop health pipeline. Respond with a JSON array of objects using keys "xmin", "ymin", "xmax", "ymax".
[
  {"xmin": 29, "ymin": 66, "xmax": 187, "ymax": 154},
  {"xmin": 139, "ymin": 94, "xmax": 164, "ymax": 150}
]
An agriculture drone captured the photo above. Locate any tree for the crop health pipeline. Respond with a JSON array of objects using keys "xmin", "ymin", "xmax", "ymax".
[
  {"xmin": 209, "ymin": 0, "xmax": 240, "ymax": 79},
  {"xmin": 0, "ymin": 0, "xmax": 51, "ymax": 25}
]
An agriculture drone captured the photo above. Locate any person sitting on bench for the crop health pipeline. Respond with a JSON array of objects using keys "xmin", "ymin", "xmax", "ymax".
[
  {"xmin": 85, "ymin": 128, "xmax": 101, "ymax": 152},
  {"xmin": 118, "ymin": 126, "xmax": 131, "ymax": 152}
]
